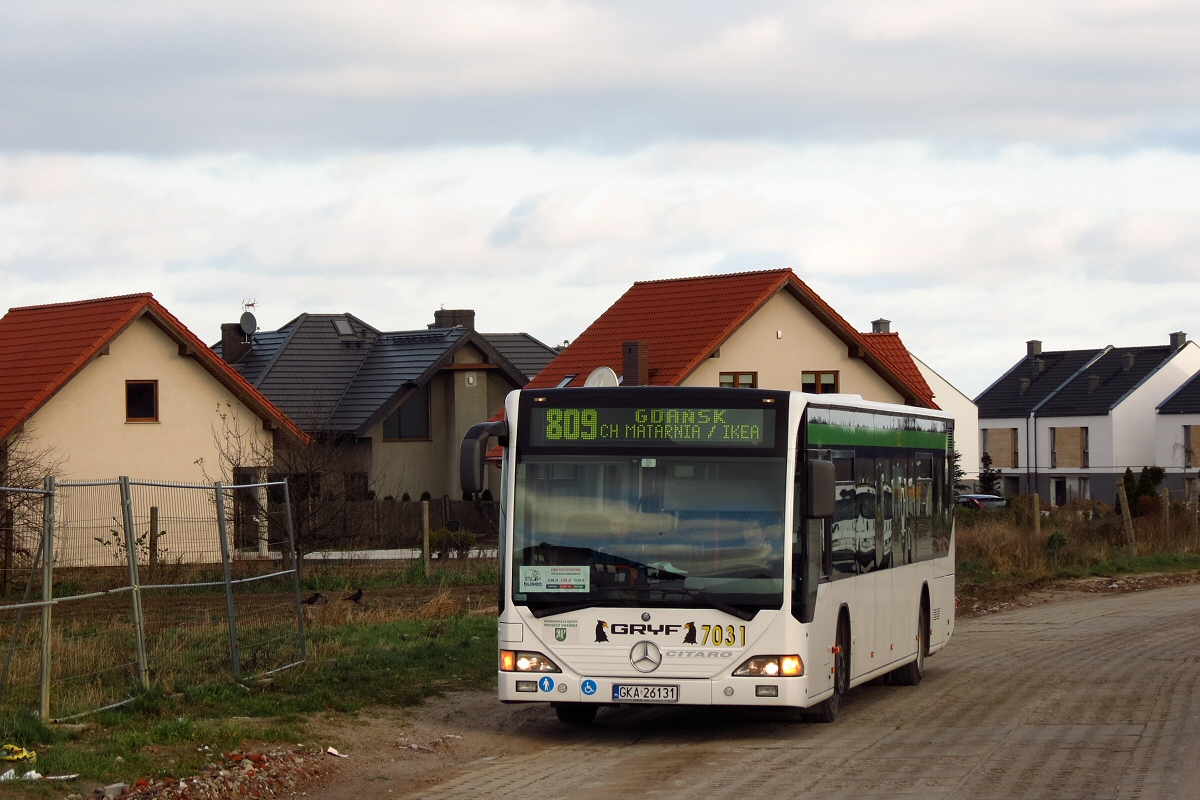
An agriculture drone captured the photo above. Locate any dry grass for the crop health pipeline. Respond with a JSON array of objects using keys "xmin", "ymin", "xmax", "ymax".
[
  {"xmin": 416, "ymin": 590, "xmax": 461, "ymax": 619},
  {"xmin": 956, "ymin": 499, "xmax": 1200, "ymax": 582}
]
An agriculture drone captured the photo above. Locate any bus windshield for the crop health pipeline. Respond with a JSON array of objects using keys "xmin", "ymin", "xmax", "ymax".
[{"xmin": 512, "ymin": 454, "xmax": 787, "ymax": 617}]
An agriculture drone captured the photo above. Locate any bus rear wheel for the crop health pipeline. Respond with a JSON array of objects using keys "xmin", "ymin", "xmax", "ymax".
[
  {"xmin": 893, "ymin": 602, "xmax": 928, "ymax": 686},
  {"xmin": 555, "ymin": 703, "xmax": 598, "ymax": 726}
]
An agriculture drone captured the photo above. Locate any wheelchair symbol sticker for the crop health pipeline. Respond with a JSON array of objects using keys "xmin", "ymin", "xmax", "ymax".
[
  {"xmin": 539, "ymin": 676, "xmax": 555, "ymax": 692},
  {"xmin": 581, "ymin": 679, "xmax": 597, "ymax": 696}
]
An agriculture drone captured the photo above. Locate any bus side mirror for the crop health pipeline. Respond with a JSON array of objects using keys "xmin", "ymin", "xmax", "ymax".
[
  {"xmin": 807, "ymin": 460, "xmax": 836, "ymax": 519},
  {"xmin": 460, "ymin": 420, "xmax": 508, "ymax": 494}
]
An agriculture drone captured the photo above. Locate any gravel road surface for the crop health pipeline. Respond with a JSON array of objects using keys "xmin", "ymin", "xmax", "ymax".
[{"xmin": 316, "ymin": 582, "xmax": 1200, "ymax": 799}]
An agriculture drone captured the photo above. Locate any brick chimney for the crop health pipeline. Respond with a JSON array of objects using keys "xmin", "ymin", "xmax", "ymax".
[
  {"xmin": 430, "ymin": 309, "xmax": 475, "ymax": 330},
  {"xmin": 871, "ymin": 318, "xmax": 891, "ymax": 333},
  {"xmin": 622, "ymin": 341, "xmax": 649, "ymax": 386},
  {"xmin": 220, "ymin": 323, "xmax": 253, "ymax": 364},
  {"xmin": 1027, "ymin": 340, "xmax": 1042, "ymax": 357}
]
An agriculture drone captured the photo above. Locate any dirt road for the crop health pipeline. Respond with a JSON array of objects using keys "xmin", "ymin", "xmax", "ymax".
[{"xmin": 310, "ymin": 582, "xmax": 1200, "ymax": 799}]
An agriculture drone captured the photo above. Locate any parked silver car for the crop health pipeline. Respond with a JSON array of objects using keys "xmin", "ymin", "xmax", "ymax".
[{"xmin": 955, "ymin": 494, "xmax": 1006, "ymax": 511}]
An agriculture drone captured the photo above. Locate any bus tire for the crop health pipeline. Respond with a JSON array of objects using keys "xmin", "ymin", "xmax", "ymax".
[
  {"xmin": 806, "ymin": 616, "xmax": 849, "ymax": 723},
  {"xmin": 555, "ymin": 703, "xmax": 598, "ymax": 726},
  {"xmin": 893, "ymin": 601, "xmax": 928, "ymax": 686}
]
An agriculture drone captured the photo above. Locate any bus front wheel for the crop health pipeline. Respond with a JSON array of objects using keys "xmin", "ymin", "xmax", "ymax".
[
  {"xmin": 806, "ymin": 617, "xmax": 849, "ymax": 723},
  {"xmin": 555, "ymin": 703, "xmax": 598, "ymax": 726}
]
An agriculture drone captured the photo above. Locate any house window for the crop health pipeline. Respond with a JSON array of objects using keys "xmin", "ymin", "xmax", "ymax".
[
  {"xmin": 125, "ymin": 381, "xmax": 158, "ymax": 422},
  {"xmin": 1185, "ymin": 425, "xmax": 1194, "ymax": 469},
  {"xmin": 383, "ymin": 385, "xmax": 430, "ymax": 440},
  {"xmin": 719, "ymin": 372, "xmax": 757, "ymax": 388},
  {"xmin": 802, "ymin": 371, "xmax": 839, "ymax": 394},
  {"xmin": 983, "ymin": 427, "xmax": 1019, "ymax": 469},
  {"xmin": 555, "ymin": 375, "xmax": 577, "ymax": 388},
  {"xmin": 1050, "ymin": 426, "xmax": 1087, "ymax": 469}
]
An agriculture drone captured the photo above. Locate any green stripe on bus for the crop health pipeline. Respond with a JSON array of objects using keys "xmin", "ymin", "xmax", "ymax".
[{"xmin": 807, "ymin": 423, "xmax": 948, "ymax": 450}]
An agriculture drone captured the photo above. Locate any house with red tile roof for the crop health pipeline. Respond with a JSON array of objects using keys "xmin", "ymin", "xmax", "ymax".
[
  {"xmin": 528, "ymin": 269, "xmax": 937, "ymax": 408},
  {"xmin": 0, "ymin": 293, "xmax": 303, "ymax": 489}
]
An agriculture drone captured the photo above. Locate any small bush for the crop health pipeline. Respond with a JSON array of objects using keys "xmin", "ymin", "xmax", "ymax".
[
  {"xmin": 401, "ymin": 491, "xmax": 411, "ymax": 502},
  {"xmin": 428, "ymin": 528, "xmax": 475, "ymax": 559},
  {"xmin": 420, "ymin": 491, "xmax": 432, "ymax": 501},
  {"xmin": 481, "ymin": 489, "xmax": 493, "ymax": 501}
]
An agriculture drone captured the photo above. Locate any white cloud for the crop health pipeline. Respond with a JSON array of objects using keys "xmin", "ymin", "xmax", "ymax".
[
  {"xmin": 2, "ymin": 1, "xmax": 1200, "ymax": 149},
  {"xmin": 3, "ymin": 142, "xmax": 1200, "ymax": 397}
]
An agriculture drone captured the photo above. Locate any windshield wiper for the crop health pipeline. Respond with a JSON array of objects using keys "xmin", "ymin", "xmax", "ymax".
[{"xmin": 637, "ymin": 586, "xmax": 759, "ymax": 621}]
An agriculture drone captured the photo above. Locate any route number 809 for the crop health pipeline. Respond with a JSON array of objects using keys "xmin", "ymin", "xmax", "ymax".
[{"xmin": 544, "ymin": 409, "xmax": 599, "ymax": 440}]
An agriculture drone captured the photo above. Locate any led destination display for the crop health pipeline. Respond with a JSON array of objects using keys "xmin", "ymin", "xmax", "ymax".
[{"xmin": 528, "ymin": 406, "xmax": 774, "ymax": 448}]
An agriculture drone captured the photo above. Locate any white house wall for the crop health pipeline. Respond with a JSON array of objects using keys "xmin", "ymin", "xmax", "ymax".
[
  {"xmin": 1112, "ymin": 343, "xmax": 1200, "ymax": 471},
  {"xmin": 1156, "ymin": 413, "xmax": 1200, "ymax": 471},
  {"xmin": 913, "ymin": 355, "xmax": 978, "ymax": 480}
]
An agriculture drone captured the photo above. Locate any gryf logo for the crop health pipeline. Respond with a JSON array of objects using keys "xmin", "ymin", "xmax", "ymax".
[{"xmin": 554, "ymin": 628, "xmax": 568, "ymax": 642}]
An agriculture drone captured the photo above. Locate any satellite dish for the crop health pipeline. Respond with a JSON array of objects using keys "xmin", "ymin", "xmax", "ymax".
[
  {"xmin": 239, "ymin": 311, "xmax": 257, "ymax": 337},
  {"xmin": 584, "ymin": 366, "xmax": 619, "ymax": 387}
]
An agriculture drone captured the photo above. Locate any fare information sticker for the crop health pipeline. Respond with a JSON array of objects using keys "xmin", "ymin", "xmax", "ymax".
[{"xmin": 519, "ymin": 565, "xmax": 590, "ymax": 593}]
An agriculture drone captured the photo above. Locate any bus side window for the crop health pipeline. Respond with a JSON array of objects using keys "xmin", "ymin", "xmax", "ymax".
[{"xmin": 831, "ymin": 454, "xmax": 857, "ymax": 579}]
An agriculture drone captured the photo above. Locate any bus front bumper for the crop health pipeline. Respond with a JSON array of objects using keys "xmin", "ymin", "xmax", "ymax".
[{"xmin": 498, "ymin": 670, "xmax": 822, "ymax": 707}]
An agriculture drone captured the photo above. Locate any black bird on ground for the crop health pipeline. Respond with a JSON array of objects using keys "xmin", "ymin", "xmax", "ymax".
[
  {"xmin": 346, "ymin": 588, "xmax": 364, "ymax": 604},
  {"xmin": 301, "ymin": 592, "xmax": 324, "ymax": 606}
]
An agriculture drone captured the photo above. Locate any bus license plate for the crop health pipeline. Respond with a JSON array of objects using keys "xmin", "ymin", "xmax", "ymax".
[{"xmin": 612, "ymin": 684, "xmax": 679, "ymax": 703}]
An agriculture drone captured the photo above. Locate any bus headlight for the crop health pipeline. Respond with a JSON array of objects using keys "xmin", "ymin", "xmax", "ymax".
[
  {"xmin": 500, "ymin": 650, "xmax": 561, "ymax": 673},
  {"xmin": 733, "ymin": 655, "xmax": 803, "ymax": 677}
]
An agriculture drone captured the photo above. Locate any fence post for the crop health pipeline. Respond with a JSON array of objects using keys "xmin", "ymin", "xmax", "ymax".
[
  {"xmin": 282, "ymin": 481, "xmax": 307, "ymax": 661},
  {"xmin": 1161, "ymin": 488, "xmax": 1171, "ymax": 543},
  {"xmin": 39, "ymin": 476, "xmax": 54, "ymax": 720},
  {"xmin": 214, "ymin": 483, "xmax": 242, "ymax": 681},
  {"xmin": 1117, "ymin": 480, "xmax": 1136, "ymax": 552},
  {"xmin": 119, "ymin": 476, "xmax": 150, "ymax": 692},
  {"xmin": 1031, "ymin": 491, "xmax": 1041, "ymax": 538},
  {"xmin": 422, "ymin": 500, "xmax": 431, "ymax": 578},
  {"xmin": 148, "ymin": 506, "xmax": 159, "ymax": 582}
]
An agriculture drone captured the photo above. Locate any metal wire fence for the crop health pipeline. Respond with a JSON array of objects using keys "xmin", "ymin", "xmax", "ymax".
[{"xmin": 0, "ymin": 477, "xmax": 306, "ymax": 721}]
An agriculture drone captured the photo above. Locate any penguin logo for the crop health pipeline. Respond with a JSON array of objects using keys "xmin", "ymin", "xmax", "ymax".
[
  {"xmin": 595, "ymin": 621, "xmax": 609, "ymax": 643},
  {"xmin": 682, "ymin": 622, "xmax": 697, "ymax": 644}
]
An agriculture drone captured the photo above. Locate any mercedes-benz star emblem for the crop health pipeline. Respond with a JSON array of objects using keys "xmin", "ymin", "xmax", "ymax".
[{"xmin": 630, "ymin": 640, "xmax": 662, "ymax": 673}]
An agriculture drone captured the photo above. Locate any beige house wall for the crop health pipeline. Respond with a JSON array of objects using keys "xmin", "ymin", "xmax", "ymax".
[
  {"xmin": 369, "ymin": 343, "xmax": 507, "ymax": 499},
  {"xmin": 682, "ymin": 290, "xmax": 904, "ymax": 403},
  {"xmin": 27, "ymin": 316, "xmax": 274, "ymax": 482}
]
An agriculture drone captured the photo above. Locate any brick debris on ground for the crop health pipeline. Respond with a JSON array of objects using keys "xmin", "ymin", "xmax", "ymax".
[{"xmin": 113, "ymin": 748, "xmax": 327, "ymax": 799}]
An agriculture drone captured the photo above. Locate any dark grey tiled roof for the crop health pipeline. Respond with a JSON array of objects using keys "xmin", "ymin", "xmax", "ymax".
[
  {"xmin": 216, "ymin": 328, "xmax": 291, "ymax": 386},
  {"xmin": 216, "ymin": 314, "xmax": 528, "ymax": 435},
  {"xmin": 481, "ymin": 333, "xmax": 559, "ymax": 379},
  {"xmin": 1038, "ymin": 346, "xmax": 1178, "ymax": 417},
  {"xmin": 975, "ymin": 349, "xmax": 1101, "ymax": 418},
  {"xmin": 324, "ymin": 328, "xmax": 467, "ymax": 432},
  {"xmin": 251, "ymin": 314, "xmax": 379, "ymax": 430},
  {"xmin": 1159, "ymin": 369, "xmax": 1200, "ymax": 414}
]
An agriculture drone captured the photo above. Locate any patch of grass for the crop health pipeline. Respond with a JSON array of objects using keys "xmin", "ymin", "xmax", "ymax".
[{"xmin": 0, "ymin": 612, "xmax": 497, "ymax": 796}]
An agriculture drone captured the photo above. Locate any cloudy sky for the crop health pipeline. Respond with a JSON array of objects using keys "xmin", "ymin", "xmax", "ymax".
[{"xmin": 3, "ymin": 0, "xmax": 1200, "ymax": 396}]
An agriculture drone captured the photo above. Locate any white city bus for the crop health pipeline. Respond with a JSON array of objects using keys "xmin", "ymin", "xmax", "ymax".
[{"xmin": 461, "ymin": 387, "xmax": 955, "ymax": 725}]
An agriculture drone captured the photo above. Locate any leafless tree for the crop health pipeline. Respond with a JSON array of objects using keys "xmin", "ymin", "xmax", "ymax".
[
  {"xmin": 0, "ymin": 424, "xmax": 65, "ymax": 594},
  {"xmin": 199, "ymin": 401, "xmax": 380, "ymax": 562}
]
